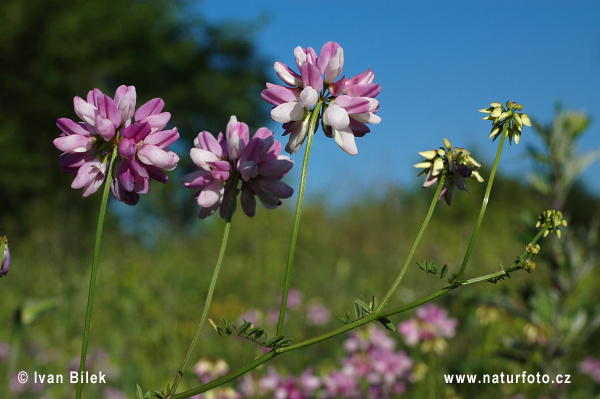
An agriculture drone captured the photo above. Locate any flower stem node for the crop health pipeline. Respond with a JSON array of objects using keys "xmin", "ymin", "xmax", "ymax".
[
  {"xmin": 414, "ymin": 138, "xmax": 484, "ymax": 205},
  {"xmin": 536, "ymin": 209, "xmax": 568, "ymax": 238},
  {"xmin": 479, "ymin": 101, "xmax": 531, "ymax": 145}
]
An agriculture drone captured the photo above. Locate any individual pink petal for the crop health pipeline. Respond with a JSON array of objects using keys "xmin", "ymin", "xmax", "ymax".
[
  {"xmin": 114, "ymin": 85, "xmax": 137, "ymax": 124},
  {"xmin": 351, "ymin": 111, "xmax": 381, "ymax": 125},
  {"xmin": 73, "ymin": 96, "xmax": 97, "ymax": 126},
  {"xmin": 54, "ymin": 135, "xmax": 93, "ymax": 153},
  {"xmin": 334, "ymin": 96, "xmax": 372, "ymax": 114},
  {"xmin": 328, "ymin": 76, "xmax": 346, "ymax": 97},
  {"xmin": 274, "ymin": 61, "xmax": 303, "ymax": 86},
  {"xmin": 299, "ymin": 62, "xmax": 323, "ymax": 92},
  {"xmin": 253, "ymin": 127, "xmax": 273, "ymax": 140},
  {"xmin": 141, "ymin": 112, "xmax": 171, "ymax": 133},
  {"xmin": 97, "ymin": 94, "xmax": 121, "ymax": 129},
  {"xmin": 258, "ymin": 158, "xmax": 293, "ymax": 177},
  {"xmin": 119, "ymin": 137, "xmax": 137, "ymax": 159},
  {"xmin": 135, "ymin": 98, "xmax": 165, "ymax": 121},
  {"xmin": 298, "ymin": 86, "xmax": 318, "ymax": 109},
  {"xmin": 241, "ymin": 186, "xmax": 256, "ymax": 217},
  {"xmin": 345, "ymin": 83, "xmax": 381, "ymax": 98},
  {"xmin": 294, "ymin": 46, "xmax": 318, "ymax": 68},
  {"xmin": 137, "ymin": 145, "xmax": 179, "ymax": 170},
  {"xmin": 318, "ymin": 42, "xmax": 344, "ymax": 84},
  {"xmin": 323, "ymin": 104, "xmax": 350, "ymax": 130},
  {"xmin": 194, "ymin": 131, "xmax": 223, "ymax": 156},
  {"xmin": 261, "ymin": 83, "xmax": 300, "ymax": 106},
  {"xmin": 94, "ymin": 115, "xmax": 117, "ymax": 141},
  {"xmin": 181, "ymin": 169, "xmax": 213, "ymax": 189},
  {"xmin": 197, "ymin": 179, "xmax": 224, "ymax": 207},
  {"xmin": 226, "ymin": 116, "xmax": 249, "ymax": 160},
  {"xmin": 271, "ymin": 102, "xmax": 306, "ymax": 123},
  {"xmin": 121, "ymin": 121, "xmax": 151, "ymax": 142},
  {"xmin": 190, "ymin": 148, "xmax": 219, "ymax": 169},
  {"xmin": 346, "ymin": 69, "xmax": 375, "ymax": 87},
  {"xmin": 143, "ymin": 128, "xmax": 179, "ymax": 148},
  {"xmin": 332, "ymin": 126, "xmax": 358, "ymax": 156}
]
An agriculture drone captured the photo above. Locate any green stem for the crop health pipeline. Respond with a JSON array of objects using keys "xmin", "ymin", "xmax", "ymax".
[
  {"xmin": 76, "ymin": 145, "xmax": 118, "ymax": 399},
  {"xmin": 456, "ymin": 123, "xmax": 510, "ymax": 281},
  {"xmin": 170, "ymin": 286, "xmax": 455, "ymax": 399},
  {"xmin": 276, "ymin": 101, "xmax": 323, "ymax": 336},
  {"xmin": 375, "ymin": 173, "xmax": 446, "ymax": 312},
  {"xmin": 168, "ymin": 177, "xmax": 239, "ymax": 397},
  {"xmin": 168, "ymin": 221, "xmax": 551, "ymax": 399}
]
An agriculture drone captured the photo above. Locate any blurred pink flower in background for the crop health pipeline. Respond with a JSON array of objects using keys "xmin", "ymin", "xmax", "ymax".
[{"xmin": 398, "ymin": 304, "xmax": 458, "ymax": 346}]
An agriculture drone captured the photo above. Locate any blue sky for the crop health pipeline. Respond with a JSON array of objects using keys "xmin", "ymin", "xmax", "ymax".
[{"xmin": 195, "ymin": 1, "xmax": 600, "ymax": 203}]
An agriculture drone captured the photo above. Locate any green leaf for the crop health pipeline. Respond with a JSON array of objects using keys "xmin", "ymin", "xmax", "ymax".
[
  {"xmin": 418, "ymin": 262, "xmax": 427, "ymax": 271},
  {"xmin": 267, "ymin": 335, "xmax": 285, "ymax": 347},
  {"xmin": 354, "ymin": 299, "xmax": 371, "ymax": 315},
  {"xmin": 336, "ymin": 316, "xmax": 349, "ymax": 324},
  {"xmin": 238, "ymin": 321, "xmax": 252, "ymax": 334},
  {"xmin": 440, "ymin": 264, "xmax": 448, "ymax": 278},
  {"xmin": 377, "ymin": 317, "xmax": 396, "ymax": 331},
  {"xmin": 136, "ymin": 385, "xmax": 144, "ymax": 399}
]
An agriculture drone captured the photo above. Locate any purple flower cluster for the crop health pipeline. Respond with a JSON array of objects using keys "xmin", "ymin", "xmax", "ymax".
[
  {"xmin": 182, "ymin": 116, "xmax": 294, "ymax": 219},
  {"xmin": 398, "ymin": 304, "xmax": 458, "ymax": 349},
  {"xmin": 262, "ymin": 41, "xmax": 381, "ymax": 155},
  {"xmin": 54, "ymin": 85, "xmax": 179, "ymax": 205}
]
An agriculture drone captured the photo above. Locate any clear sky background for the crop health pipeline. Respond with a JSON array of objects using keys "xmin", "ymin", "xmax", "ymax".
[{"xmin": 194, "ymin": 1, "xmax": 600, "ymax": 204}]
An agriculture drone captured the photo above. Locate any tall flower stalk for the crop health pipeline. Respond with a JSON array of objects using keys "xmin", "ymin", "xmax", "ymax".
[
  {"xmin": 262, "ymin": 41, "xmax": 382, "ymax": 335},
  {"xmin": 54, "ymin": 86, "xmax": 180, "ymax": 399}
]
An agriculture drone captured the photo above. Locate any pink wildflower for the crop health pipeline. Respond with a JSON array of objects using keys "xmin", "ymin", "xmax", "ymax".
[
  {"xmin": 182, "ymin": 116, "xmax": 294, "ymax": 219},
  {"xmin": 262, "ymin": 41, "xmax": 381, "ymax": 155},
  {"xmin": 55, "ymin": 86, "xmax": 179, "ymax": 204}
]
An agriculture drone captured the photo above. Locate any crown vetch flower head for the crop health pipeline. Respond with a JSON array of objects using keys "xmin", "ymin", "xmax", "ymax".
[
  {"xmin": 182, "ymin": 116, "xmax": 294, "ymax": 219},
  {"xmin": 479, "ymin": 101, "xmax": 531, "ymax": 145},
  {"xmin": 414, "ymin": 138, "xmax": 484, "ymax": 205},
  {"xmin": 0, "ymin": 237, "xmax": 10, "ymax": 278},
  {"xmin": 55, "ymin": 86, "xmax": 179, "ymax": 204},
  {"xmin": 262, "ymin": 41, "xmax": 381, "ymax": 155}
]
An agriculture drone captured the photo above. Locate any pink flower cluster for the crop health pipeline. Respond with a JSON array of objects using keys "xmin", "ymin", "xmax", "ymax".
[
  {"xmin": 398, "ymin": 304, "xmax": 458, "ymax": 346},
  {"xmin": 54, "ymin": 85, "xmax": 179, "ymax": 205},
  {"xmin": 580, "ymin": 357, "xmax": 600, "ymax": 384},
  {"xmin": 262, "ymin": 41, "xmax": 381, "ymax": 155},
  {"xmin": 235, "ymin": 326, "xmax": 413, "ymax": 399},
  {"xmin": 182, "ymin": 116, "xmax": 294, "ymax": 219}
]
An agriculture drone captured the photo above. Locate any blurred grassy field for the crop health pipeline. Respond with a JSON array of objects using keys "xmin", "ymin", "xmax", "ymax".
[{"xmin": 1, "ymin": 175, "xmax": 599, "ymax": 398}]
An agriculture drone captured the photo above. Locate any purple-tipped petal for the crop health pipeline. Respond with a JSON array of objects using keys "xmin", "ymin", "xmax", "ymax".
[
  {"xmin": 119, "ymin": 137, "xmax": 137, "ymax": 159},
  {"xmin": 259, "ymin": 158, "xmax": 294, "ymax": 177},
  {"xmin": 74, "ymin": 96, "xmax": 97, "ymax": 126},
  {"xmin": 194, "ymin": 131, "xmax": 223, "ymax": 156},
  {"xmin": 97, "ymin": 94, "xmax": 122, "ymax": 129},
  {"xmin": 241, "ymin": 186, "xmax": 257, "ymax": 217},
  {"xmin": 261, "ymin": 84, "xmax": 300, "ymax": 106},
  {"xmin": 143, "ymin": 128, "xmax": 179, "ymax": 148},
  {"xmin": 182, "ymin": 169, "xmax": 214, "ymax": 189},
  {"xmin": 274, "ymin": 61, "xmax": 303, "ymax": 86},
  {"xmin": 334, "ymin": 96, "xmax": 372, "ymax": 114},
  {"xmin": 332, "ymin": 126, "xmax": 358, "ymax": 156},
  {"xmin": 299, "ymin": 62, "xmax": 323, "ymax": 92},
  {"xmin": 135, "ymin": 98, "xmax": 165, "ymax": 121},
  {"xmin": 345, "ymin": 83, "xmax": 381, "ymax": 98},
  {"xmin": 298, "ymin": 87, "xmax": 318, "ymax": 109}
]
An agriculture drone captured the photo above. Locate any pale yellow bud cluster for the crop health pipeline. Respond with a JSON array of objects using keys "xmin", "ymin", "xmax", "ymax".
[
  {"xmin": 479, "ymin": 101, "xmax": 531, "ymax": 145},
  {"xmin": 536, "ymin": 209, "xmax": 568, "ymax": 238}
]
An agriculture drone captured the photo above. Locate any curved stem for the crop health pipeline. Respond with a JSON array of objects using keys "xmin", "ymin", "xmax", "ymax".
[
  {"xmin": 456, "ymin": 123, "xmax": 510, "ymax": 281},
  {"xmin": 76, "ymin": 145, "xmax": 119, "ymax": 399},
  {"xmin": 168, "ymin": 221, "xmax": 551, "ymax": 399},
  {"xmin": 276, "ymin": 101, "xmax": 323, "ymax": 336},
  {"xmin": 168, "ymin": 177, "xmax": 239, "ymax": 397},
  {"xmin": 375, "ymin": 173, "xmax": 446, "ymax": 312}
]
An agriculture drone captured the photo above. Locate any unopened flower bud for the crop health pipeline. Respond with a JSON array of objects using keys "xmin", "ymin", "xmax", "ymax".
[{"xmin": 0, "ymin": 237, "xmax": 10, "ymax": 278}]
